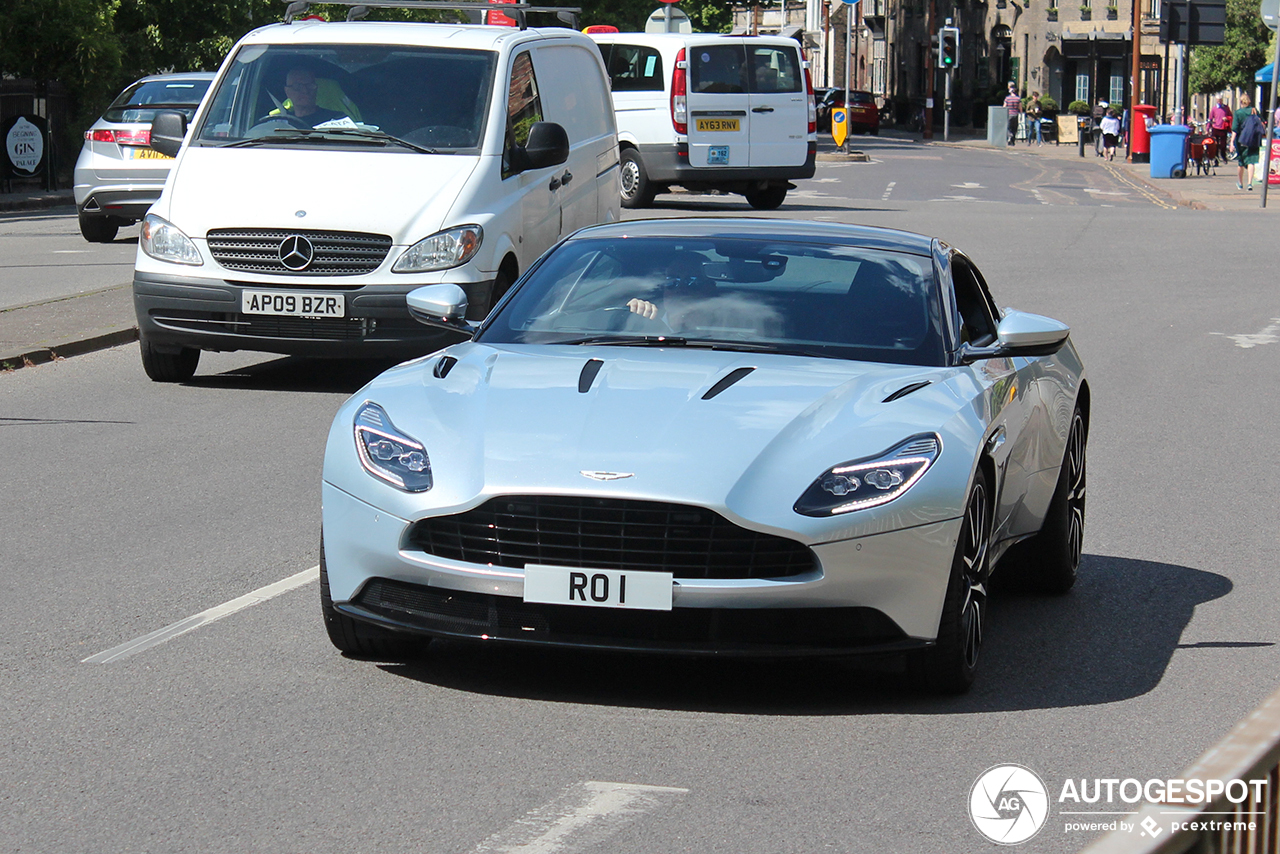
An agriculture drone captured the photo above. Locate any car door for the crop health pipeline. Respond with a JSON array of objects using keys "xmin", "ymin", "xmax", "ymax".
[
  {"xmin": 744, "ymin": 42, "xmax": 808, "ymax": 168},
  {"xmin": 951, "ymin": 254, "xmax": 1038, "ymax": 546},
  {"xmin": 504, "ymin": 49, "xmax": 561, "ymax": 266},
  {"xmin": 532, "ymin": 40, "xmax": 617, "ymax": 236},
  {"xmin": 685, "ymin": 41, "xmax": 750, "ymax": 170}
]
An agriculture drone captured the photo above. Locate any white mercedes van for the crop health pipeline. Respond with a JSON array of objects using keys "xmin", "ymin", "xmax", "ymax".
[
  {"xmin": 134, "ymin": 10, "xmax": 618, "ymax": 381},
  {"xmin": 589, "ymin": 33, "xmax": 816, "ymax": 209}
]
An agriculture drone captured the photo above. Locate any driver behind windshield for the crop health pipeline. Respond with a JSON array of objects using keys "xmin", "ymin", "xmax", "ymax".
[
  {"xmin": 626, "ymin": 252, "xmax": 718, "ymax": 329},
  {"xmin": 276, "ymin": 67, "xmax": 346, "ymax": 127}
]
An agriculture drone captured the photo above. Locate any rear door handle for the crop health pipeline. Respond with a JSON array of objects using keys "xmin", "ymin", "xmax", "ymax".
[
  {"xmin": 752, "ymin": 106, "xmax": 775, "ymax": 114},
  {"xmin": 560, "ymin": 170, "xmax": 573, "ymax": 186},
  {"xmin": 549, "ymin": 176, "xmax": 561, "ymax": 191}
]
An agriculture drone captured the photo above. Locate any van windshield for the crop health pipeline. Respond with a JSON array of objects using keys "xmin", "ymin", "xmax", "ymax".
[{"xmin": 194, "ymin": 44, "xmax": 497, "ymax": 151}]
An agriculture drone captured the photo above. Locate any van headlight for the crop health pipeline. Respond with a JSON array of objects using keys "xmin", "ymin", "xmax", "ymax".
[
  {"xmin": 393, "ymin": 225, "xmax": 482, "ymax": 273},
  {"xmin": 354, "ymin": 402, "xmax": 433, "ymax": 492},
  {"xmin": 140, "ymin": 214, "xmax": 203, "ymax": 266},
  {"xmin": 794, "ymin": 434, "xmax": 940, "ymax": 516}
]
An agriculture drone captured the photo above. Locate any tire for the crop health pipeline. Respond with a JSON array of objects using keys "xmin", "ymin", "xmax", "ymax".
[
  {"xmin": 320, "ymin": 535, "xmax": 422, "ymax": 657},
  {"xmin": 139, "ymin": 337, "xmax": 200, "ymax": 383},
  {"xmin": 744, "ymin": 185, "xmax": 788, "ymax": 210},
  {"xmin": 78, "ymin": 211, "xmax": 119, "ymax": 243},
  {"xmin": 619, "ymin": 148, "xmax": 656, "ymax": 208},
  {"xmin": 489, "ymin": 265, "xmax": 515, "ymax": 310},
  {"xmin": 912, "ymin": 468, "xmax": 991, "ymax": 694},
  {"xmin": 1015, "ymin": 409, "xmax": 1086, "ymax": 594}
]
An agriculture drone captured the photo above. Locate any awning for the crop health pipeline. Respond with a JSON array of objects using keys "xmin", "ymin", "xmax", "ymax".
[{"xmin": 1257, "ymin": 63, "xmax": 1276, "ymax": 82}]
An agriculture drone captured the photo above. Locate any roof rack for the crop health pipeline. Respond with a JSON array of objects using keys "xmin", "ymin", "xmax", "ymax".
[{"xmin": 283, "ymin": 0, "xmax": 580, "ymax": 30}]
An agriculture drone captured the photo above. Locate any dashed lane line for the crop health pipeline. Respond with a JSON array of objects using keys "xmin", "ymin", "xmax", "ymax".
[{"xmin": 82, "ymin": 566, "xmax": 319, "ymax": 664}]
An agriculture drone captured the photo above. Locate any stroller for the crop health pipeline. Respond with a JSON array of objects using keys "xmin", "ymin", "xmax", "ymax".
[{"xmin": 1189, "ymin": 130, "xmax": 1218, "ymax": 175}]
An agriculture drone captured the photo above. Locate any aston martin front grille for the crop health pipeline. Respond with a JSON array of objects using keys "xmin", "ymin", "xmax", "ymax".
[
  {"xmin": 406, "ymin": 495, "xmax": 816, "ymax": 580},
  {"xmin": 207, "ymin": 228, "xmax": 392, "ymax": 275}
]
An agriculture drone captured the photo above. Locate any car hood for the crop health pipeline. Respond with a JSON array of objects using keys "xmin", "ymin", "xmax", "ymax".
[
  {"xmin": 159, "ymin": 146, "xmax": 479, "ymax": 242},
  {"xmin": 332, "ymin": 343, "xmax": 969, "ymax": 532}
]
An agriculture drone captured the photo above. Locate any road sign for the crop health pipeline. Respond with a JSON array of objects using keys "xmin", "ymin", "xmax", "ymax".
[
  {"xmin": 1264, "ymin": 0, "xmax": 1279, "ymax": 31},
  {"xmin": 1159, "ymin": 0, "xmax": 1226, "ymax": 45},
  {"xmin": 832, "ymin": 108, "xmax": 848, "ymax": 148},
  {"xmin": 840, "ymin": 0, "xmax": 860, "ymax": 5}
]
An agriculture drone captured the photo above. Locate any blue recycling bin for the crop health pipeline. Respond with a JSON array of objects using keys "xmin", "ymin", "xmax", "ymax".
[{"xmin": 1149, "ymin": 125, "xmax": 1191, "ymax": 178}]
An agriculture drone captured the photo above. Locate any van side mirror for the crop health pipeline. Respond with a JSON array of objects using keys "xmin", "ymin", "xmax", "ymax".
[
  {"xmin": 150, "ymin": 111, "xmax": 188, "ymax": 158},
  {"xmin": 407, "ymin": 284, "xmax": 479, "ymax": 337},
  {"xmin": 523, "ymin": 122, "xmax": 569, "ymax": 170}
]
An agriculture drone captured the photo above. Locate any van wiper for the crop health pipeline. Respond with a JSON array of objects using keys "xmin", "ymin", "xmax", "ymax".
[{"xmin": 220, "ymin": 128, "xmax": 439, "ymax": 153}]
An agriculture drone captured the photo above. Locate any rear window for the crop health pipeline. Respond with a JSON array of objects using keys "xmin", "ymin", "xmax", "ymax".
[
  {"xmin": 598, "ymin": 44, "xmax": 664, "ymax": 92},
  {"xmin": 103, "ymin": 79, "xmax": 212, "ymax": 124},
  {"xmin": 690, "ymin": 44, "xmax": 802, "ymax": 95},
  {"xmin": 849, "ymin": 91, "xmax": 876, "ymax": 105}
]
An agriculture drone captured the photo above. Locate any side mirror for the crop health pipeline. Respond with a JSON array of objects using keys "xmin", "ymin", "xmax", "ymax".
[
  {"xmin": 407, "ymin": 284, "xmax": 479, "ymax": 337},
  {"xmin": 958, "ymin": 310, "xmax": 1070, "ymax": 363},
  {"xmin": 150, "ymin": 111, "xmax": 188, "ymax": 158},
  {"xmin": 523, "ymin": 122, "xmax": 569, "ymax": 171}
]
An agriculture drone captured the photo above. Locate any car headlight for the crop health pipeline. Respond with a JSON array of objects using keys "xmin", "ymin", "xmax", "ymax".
[
  {"xmin": 794, "ymin": 434, "xmax": 940, "ymax": 516},
  {"xmin": 139, "ymin": 214, "xmax": 203, "ymax": 266},
  {"xmin": 392, "ymin": 225, "xmax": 482, "ymax": 273},
  {"xmin": 353, "ymin": 402, "xmax": 433, "ymax": 492}
]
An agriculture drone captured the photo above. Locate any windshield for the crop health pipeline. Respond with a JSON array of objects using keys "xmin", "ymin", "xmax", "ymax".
[
  {"xmin": 480, "ymin": 237, "xmax": 946, "ymax": 366},
  {"xmin": 194, "ymin": 44, "xmax": 497, "ymax": 150},
  {"xmin": 104, "ymin": 78, "xmax": 212, "ymax": 124}
]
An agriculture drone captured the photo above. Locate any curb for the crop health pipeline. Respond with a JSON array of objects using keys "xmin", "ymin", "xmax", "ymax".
[
  {"xmin": 0, "ymin": 193, "xmax": 76, "ymax": 213},
  {"xmin": 0, "ymin": 327, "xmax": 139, "ymax": 372}
]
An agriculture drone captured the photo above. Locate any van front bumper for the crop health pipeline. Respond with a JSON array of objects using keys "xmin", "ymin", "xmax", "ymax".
[
  {"xmin": 639, "ymin": 143, "xmax": 817, "ymax": 188},
  {"xmin": 133, "ymin": 271, "xmax": 490, "ymax": 358}
]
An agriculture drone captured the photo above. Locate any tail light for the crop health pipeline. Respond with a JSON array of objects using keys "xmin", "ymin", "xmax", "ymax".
[
  {"xmin": 85, "ymin": 128, "xmax": 151, "ymax": 145},
  {"xmin": 801, "ymin": 54, "xmax": 816, "ymax": 134},
  {"xmin": 671, "ymin": 48, "xmax": 687, "ymax": 135}
]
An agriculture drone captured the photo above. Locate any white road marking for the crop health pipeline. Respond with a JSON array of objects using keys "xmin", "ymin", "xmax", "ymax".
[
  {"xmin": 811, "ymin": 177, "xmax": 840, "ymax": 183},
  {"xmin": 82, "ymin": 566, "xmax": 319, "ymax": 664},
  {"xmin": 471, "ymin": 781, "xmax": 688, "ymax": 854},
  {"xmin": 52, "ymin": 250, "xmax": 93, "ymax": 254},
  {"xmin": 951, "ymin": 182, "xmax": 985, "ymax": 189},
  {"xmin": 1210, "ymin": 319, "xmax": 1280, "ymax": 348},
  {"xmin": 881, "ymin": 181, "xmax": 895, "ymax": 201}
]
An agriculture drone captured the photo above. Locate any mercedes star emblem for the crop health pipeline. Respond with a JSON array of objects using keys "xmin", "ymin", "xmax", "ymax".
[{"xmin": 278, "ymin": 235, "xmax": 315, "ymax": 271}]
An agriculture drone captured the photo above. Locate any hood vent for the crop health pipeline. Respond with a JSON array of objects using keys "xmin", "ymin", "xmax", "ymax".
[
  {"xmin": 578, "ymin": 358, "xmax": 604, "ymax": 393},
  {"xmin": 433, "ymin": 356, "xmax": 458, "ymax": 379},
  {"xmin": 882, "ymin": 380, "xmax": 931, "ymax": 403},
  {"xmin": 702, "ymin": 367, "xmax": 756, "ymax": 400}
]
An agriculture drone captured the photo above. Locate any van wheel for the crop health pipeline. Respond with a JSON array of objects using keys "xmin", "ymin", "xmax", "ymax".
[
  {"xmin": 140, "ymin": 337, "xmax": 200, "ymax": 383},
  {"xmin": 620, "ymin": 149, "xmax": 656, "ymax": 208},
  {"xmin": 79, "ymin": 212, "xmax": 120, "ymax": 243},
  {"xmin": 745, "ymin": 186, "xmax": 788, "ymax": 210}
]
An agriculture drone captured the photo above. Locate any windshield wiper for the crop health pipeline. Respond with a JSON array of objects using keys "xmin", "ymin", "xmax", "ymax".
[
  {"xmin": 668, "ymin": 338, "xmax": 836, "ymax": 359},
  {"xmin": 555, "ymin": 335, "xmax": 689, "ymax": 347},
  {"xmin": 220, "ymin": 128, "xmax": 439, "ymax": 153}
]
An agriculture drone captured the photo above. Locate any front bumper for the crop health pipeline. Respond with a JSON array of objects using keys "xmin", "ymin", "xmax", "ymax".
[
  {"xmin": 322, "ymin": 480, "xmax": 960, "ymax": 654},
  {"xmin": 134, "ymin": 270, "xmax": 489, "ymax": 358}
]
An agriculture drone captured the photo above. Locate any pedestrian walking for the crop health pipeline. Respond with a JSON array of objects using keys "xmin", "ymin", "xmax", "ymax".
[
  {"xmin": 1004, "ymin": 83, "xmax": 1022, "ymax": 146},
  {"xmin": 1027, "ymin": 92, "xmax": 1044, "ymax": 145},
  {"xmin": 1231, "ymin": 94, "xmax": 1263, "ymax": 190},
  {"xmin": 1100, "ymin": 108, "xmax": 1121, "ymax": 161},
  {"xmin": 1209, "ymin": 97, "xmax": 1231, "ymax": 166}
]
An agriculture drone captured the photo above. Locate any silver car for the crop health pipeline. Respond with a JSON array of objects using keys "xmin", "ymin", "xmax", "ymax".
[
  {"xmin": 73, "ymin": 73, "xmax": 214, "ymax": 242},
  {"xmin": 320, "ymin": 219, "xmax": 1089, "ymax": 693}
]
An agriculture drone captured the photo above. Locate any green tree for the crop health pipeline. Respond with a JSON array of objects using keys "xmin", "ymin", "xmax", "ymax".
[{"xmin": 1189, "ymin": 0, "xmax": 1271, "ymax": 93}]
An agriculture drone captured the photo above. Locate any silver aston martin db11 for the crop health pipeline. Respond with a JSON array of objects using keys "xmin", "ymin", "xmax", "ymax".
[{"xmin": 320, "ymin": 218, "xmax": 1088, "ymax": 692}]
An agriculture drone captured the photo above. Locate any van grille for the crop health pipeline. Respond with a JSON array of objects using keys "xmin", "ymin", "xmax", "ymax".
[{"xmin": 207, "ymin": 228, "xmax": 392, "ymax": 276}]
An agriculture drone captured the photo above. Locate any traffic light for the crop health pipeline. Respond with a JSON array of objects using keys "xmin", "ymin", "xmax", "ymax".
[{"xmin": 939, "ymin": 27, "xmax": 959, "ymax": 69}]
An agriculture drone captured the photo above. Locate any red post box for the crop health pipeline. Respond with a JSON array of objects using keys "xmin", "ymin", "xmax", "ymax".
[{"xmin": 1131, "ymin": 104, "xmax": 1157, "ymax": 163}]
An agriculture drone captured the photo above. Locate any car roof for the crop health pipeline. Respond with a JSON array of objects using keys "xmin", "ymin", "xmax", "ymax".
[
  {"xmin": 238, "ymin": 19, "xmax": 584, "ymax": 50},
  {"xmin": 567, "ymin": 218, "xmax": 936, "ymax": 257},
  {"xmin": 132, "ymin": 72, "xmax": 217, "ymax": 83},
  {"xmin": 589, "ymin": 32, "xmax": 803, "ymax": 47}
]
